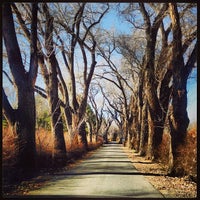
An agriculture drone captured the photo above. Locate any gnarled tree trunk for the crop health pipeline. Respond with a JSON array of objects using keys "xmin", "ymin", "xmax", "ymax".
[{"xmin": 2, "ymin": 3, "xmax": 38, "ymax": 171}]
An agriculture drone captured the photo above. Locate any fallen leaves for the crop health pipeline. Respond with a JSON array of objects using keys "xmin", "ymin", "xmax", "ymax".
[{"xmin": 124, "ymin": 147, "xmax": 197, "ymax": 198}]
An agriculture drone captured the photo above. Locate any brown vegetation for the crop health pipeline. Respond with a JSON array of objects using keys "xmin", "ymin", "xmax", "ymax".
[
  {"xmin": 158, "ymin": 124, "xmax": 197, "ymax": 177},
  {"xmin": 2, "ymin": 126, "xmax": 103, "ymax": 194},
  {"xmin": 125, "ymin": 125, "xmax": 197, "ymax": 198}
]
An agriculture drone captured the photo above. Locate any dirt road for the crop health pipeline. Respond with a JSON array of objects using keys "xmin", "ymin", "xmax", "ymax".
[{"xmin": 27, "ymin": 143, "xmax": 164, "ymax": 198}]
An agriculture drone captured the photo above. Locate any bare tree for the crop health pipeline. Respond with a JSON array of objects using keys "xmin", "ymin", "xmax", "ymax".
[
  {"xmin": 88, "ymin": 84, "xmax": 104, "ymax": 142},
  {"xmin": 54, "ymin": 3, "xmax": 109, "ymax": 145},
  {"xmin": 42, "ymin": 3, "xmax": 66, "ymax": 163},
  {"xmin": 2, "ymin": 3, "xmax": 38, "ymax": 170},
  {"xmin": 12, "ymin": 3, "xmax": 67, "ymax": 164},
  {"xmin": 119, "ymin": 2, "xmax": 196, "ymax": 169},
  {"xmin": 95, "ymin": 32, "xmax": 137, "ymax": 148},
  {"xmin": 167, "ymin": 2, "xmax": 197, "ymax": 175}
]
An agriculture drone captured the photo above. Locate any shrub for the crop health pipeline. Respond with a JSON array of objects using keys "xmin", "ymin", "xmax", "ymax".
[
  {"xmin": 174, "ymin": 124, "xmax": 197, "ymax": 176},
  {"xmin": 158, "ymin": 123, "xmax": 197, "ymax": 176},
  {"xmin": 2, "ymin": 127, "xmax": 20, "ymax": 186},
  {"xmin": 35, "ymin": 128, "xmax": 54, "ymax": 168}
]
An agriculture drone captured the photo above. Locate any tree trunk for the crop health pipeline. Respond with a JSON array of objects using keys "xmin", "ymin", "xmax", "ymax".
[
  {"xmin": 3, "ymin": 83, "xmax": 37, "ymax": 171},
  {"xmin": 16, "ymin": 85, "xmax": 37, "ymax": 170},
  {"xmin": 139, "ymin": 99, "xmax": 148, "ymax": 156},
  {"xmin": 123, "ymin": 119, "xmax": 129, "ymax": 147},
  {"xmin": 43, "ymin": 5, "xmax": 67, "ymax": 165},
  {"xmin": 79, "ymin": 121, "xmax": 88, "ymax": 150},
  {"xmin": 169, "ymin": 3, "xmax": 190, "ymax": 142},
  {"xmin": 167, "ymin": 130, "xmax": 174, "ymax": 174},
  {"xmin": 167, "ymin": 3, "xmax": 190, "ymax": 175},
  {"xmin": 146, "ymin": 106, "xmax": 154, "ymax": 160},
  {"xmin": 127, "ymin": 130, "xmax": 133, "ymax": 149},
  {"xmin": 86, "ymin": 121, "xmax": 93, "ymax": 143},
  {"xmin": 47, "ymin": 66, "xmax": 67, "ymax": 164},
  {"xmin": 2, "ymin": 3, "xmax": 38, "ymax": 172},
  {"xmin": 139, "ymin": 3, "xmax": 169, "ymax": 160}
]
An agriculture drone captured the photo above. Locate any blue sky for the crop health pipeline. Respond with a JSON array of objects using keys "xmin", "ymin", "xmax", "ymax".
[
  {"xmin": 100, "ymin": 4, "xmax": 132, "ymax": 34},
  {"xmin": 187, "ymin": 68, "xmax": 197, "ymax": 123},
  {"xmin": 100, "ymin": 3, "xmax": 197, "ymax": 123},
  {"xmin": 3, "ymin": 3, "xmax": 197, "ymax": 124}
]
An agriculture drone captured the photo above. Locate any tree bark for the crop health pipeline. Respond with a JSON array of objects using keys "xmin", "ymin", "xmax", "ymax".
[
  {"xmin": 47, "ymin": 60, "xmax": 67, "ymax": 164},
  {"xmin": 167, "ymin": 3, "xmax": 195, "ymax": 175},
  {"xmin": 2, "ymin": 3, "xmax": 38, "ymax": 171},
  {"xmin": 169, "ymin": 3, "xmax": 190, "ymax": 145},
  {"xmin": 139, "ymin": 3, "xmax": 168, "ymax": 159},
  {"xmin": 146, "ymin": 105, "xmax": 154, "ymax": 160},
  {"xmin": 139, "ymin": 99, "xmax": 148, "ymax": 156},
  {"xmin": 86, "ymin": 121, "xmax": 93, "ymax": 143},
  {"xmin": 79, "ymin": 121, "xmax": 88, "ymax": 150},
  {"xmin": 44, "ymin": 4, "xmax": 66, "ymax": 164}
]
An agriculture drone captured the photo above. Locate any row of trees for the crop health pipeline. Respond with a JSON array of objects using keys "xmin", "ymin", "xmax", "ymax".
[
  {"xmin": 2, "ymin": 3, "xmax": 111, "ymax": 171},
  {"xmin": 2, "ymin": 3, "xmax": 196, "ymax": 176},
  {"xmin": 95, "ymin": 3, "xmax": 196, "ymax": 175}
]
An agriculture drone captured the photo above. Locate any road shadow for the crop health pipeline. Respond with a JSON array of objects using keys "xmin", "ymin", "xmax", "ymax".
[{"xmin": 53, "ymin": 171, "xmax": 165, "ymax": 177}]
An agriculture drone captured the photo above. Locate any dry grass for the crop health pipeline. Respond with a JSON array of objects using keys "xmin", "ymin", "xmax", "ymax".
[
  {"xmin": 35, "ymin": 129, "xmax": 54, "ymax": 168},
  {"xmin": 124, "ymin": 136, "xmax": 197, "ymax": 198},
  {"xmin": 2, "ymin": 127, "xmax": 18, "ymax": 168},
  {"xmin": 3, "ymin": 127, "xmax": 103, "ymax": 173},
  {"xmin": 35, "ymin": 128, "xmax": 103, "ymax": 167},
  {"xmin": 157, "ymin": 123, "xmax": 197, "ymax": 177},
  {"xmin": 2, "ymin": 127, "xmax": 22, "ymax": 188},
  {"xmin": 157, "ymin": 131, "xmax": 171, "ymax": 164},
  {"xmin": 175, "ymin": 124, "xmax": 197, "ymax": 176},
  {"xmin": 2, "ymin": 126, "xmax": 103, "ymax": 195}
]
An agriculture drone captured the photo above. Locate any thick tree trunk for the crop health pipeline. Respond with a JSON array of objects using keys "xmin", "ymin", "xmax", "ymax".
[
  {"xmin": 45, "ymin": 47, "xmax": 67, "ymax": 164},
  {"xmin": 127, "ymin": 130, "xmax": 133, "ymax": 149},
  {"xmin": 123, "ymin": 119, "xmax": 129, "ymax": 147},
  {"xmin": 3, "ymin": 85, "xmax": 36, "ymax": 170},
  {"xmin": 169, "ymin": 3, "xmax": 189, "ymax": 142},
  {"xmin": 166, "ymin": 3, "xmax": 190, "ymax": 176},
  {"xmin": 43, "ymin": 5, "xmax": 67, "ymax": 165},
  {"xmin": 48, "ymin": 69, "xmax": 67, "ymax": 164},
  {"xmin": 2, "ymin": 3, "xmax": 38, "ymax": 172},
  {"xmin": 70, "ymin": 113, "xmax": 80, "ymax": 145},
  {"xmin": 145, "ymin": 69, "xmax": 164, "ymax": 159},
  {"xmin": 139, "ymin": 3, "xmax": 168, "ymax": 160},
  {"xmin": 16, "ymin": 85, "xmax": 37, "ymax": 170},
  {"xmin": 170, "ymin": 70, "xmax": 189, "ymax": 146}
]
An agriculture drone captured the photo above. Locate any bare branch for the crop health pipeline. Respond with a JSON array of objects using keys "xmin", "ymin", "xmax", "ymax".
[{"xmin": 29, "ymin": 3, "xmax": 38, "ymax": 86}]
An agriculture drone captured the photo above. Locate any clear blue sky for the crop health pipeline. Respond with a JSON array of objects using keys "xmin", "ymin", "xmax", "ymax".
[
  {"xmin": 100, "ymin": 3, "xmax": 197, "ymax": 123},
  {"xmin": 187, "ymin": 68, "xmax": 197, "ymax": 123},
  {"xmin": 3, "ymin": 3, "xmax": 197, "ymax": 124}
]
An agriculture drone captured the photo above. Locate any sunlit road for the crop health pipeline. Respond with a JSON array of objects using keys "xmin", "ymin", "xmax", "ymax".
[{"xmin": 27, "ymin": 143, "xmax": 163, "ymax": 198}]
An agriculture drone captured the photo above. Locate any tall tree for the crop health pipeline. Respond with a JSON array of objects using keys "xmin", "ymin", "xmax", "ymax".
[
  {"xmin": 168, "ymin": 2, "xmax": 197, "ymax": 175},
  {"xmin": 42, "ymin": 3, "xmax": 67, "ymax": 163},
  {"xmin": 12, "ymin": 3, "xmax": 67, "ymax": 164},
  {"xmin": 54, "ymin": 3, "xmax": 109, "ymax": 145},
  {"xmin": 139, "ymin": 3, "xmax": 169, "ymax": 159},
  {"xmin": 2, "ymin": 3, "xmax": 38, "ymax": 170},
  {"xmin": 88, "ymin": 85, "xmax": 104, "ymax": 142}
]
